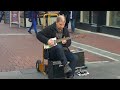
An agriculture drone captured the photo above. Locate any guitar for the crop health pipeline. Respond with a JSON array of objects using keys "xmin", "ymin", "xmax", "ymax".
[{"xmin": 44, "ymin": 35, "xmax": 85, "ymax": 49}]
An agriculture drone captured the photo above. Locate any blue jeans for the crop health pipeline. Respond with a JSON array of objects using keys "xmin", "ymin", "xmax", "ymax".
[
  {"xmin": 70, "ymin": 19, "xmax": 75, "ymax": 32},
  {"xmin": 48, "ymin": 44, "xmax": 78, "ymax": 75},
  {"xmin": 28, "ymin": 18, "xmax": 37, "ymax": 34}
]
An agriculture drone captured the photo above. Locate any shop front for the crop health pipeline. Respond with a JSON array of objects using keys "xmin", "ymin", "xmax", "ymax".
[
  {"xmin": 76, "ymin": 11, "xmax": 120, "ymax": 37},
  {"xmin": 76, "ymin": 11, "xmax": 106, "ymax": 32},
  {"xmin": 101, "ymin": 11, "xmax": 120, "ymax": 36}
]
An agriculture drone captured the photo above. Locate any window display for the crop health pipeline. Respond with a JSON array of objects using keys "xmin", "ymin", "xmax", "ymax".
[
  {"xmin": 91, "ymin": 11, "xmax": 97, "ymax": 24},
  {"xmin": 109, "ymin": 11, "xmax": 120, "ymax": 27},
  {"xmin": 83, "ymin": 11, "xmax": 89, "ymax": 23},
  {"xmin": 4, "ymin": 11, "xmax": 10, "ymax": 24}
]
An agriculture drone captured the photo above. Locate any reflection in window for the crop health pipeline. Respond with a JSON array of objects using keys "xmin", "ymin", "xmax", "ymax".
[
  {"xmin": 91, "ymin": 11, "xmax": 97, "ymax": 24},
  {"xmin": 76, "ymin": 11, "xmax": 80, "ymax": 23},
  {"xmin": 109, "ymin": 11, "xmax": 120, "ymax": 27},
  {"xmin": 83, "ymin": 11, "xmax": 89, "ymax": 23}
]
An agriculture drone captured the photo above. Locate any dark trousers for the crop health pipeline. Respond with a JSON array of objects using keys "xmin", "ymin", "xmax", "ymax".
[
  {"xmin": 38, "ymin": 18, "xmax": 41, "ymax": 25},
  {"xmin": 48, "ymin": 44, "xmax": 78, "ymax": 75},
  {"xmin": 28, "ymin": 18, "xmax": 37, "ymax": 34},
  {"xmin": 70, "ymin": 19, "xmax": 75, "ymax": 32},
  {"xmin": 65, "ymin": 22, "xmax": 69, "ymax": 28},
  {"xmin": 0, "ymin": 13, "xmax": 4, "ymax": 22}
]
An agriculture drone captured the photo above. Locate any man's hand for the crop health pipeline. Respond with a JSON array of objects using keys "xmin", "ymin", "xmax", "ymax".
[
  {"xmin": 47, "ymin": 38, "xmax": 55, "ymax": 46},
  {"xmin": 62, "ymin": 39, "xmax": 67, "ymax": 44}
]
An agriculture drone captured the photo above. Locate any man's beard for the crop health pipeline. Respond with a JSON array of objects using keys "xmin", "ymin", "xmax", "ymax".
[{"xmin": 58, "ymin": 28, "xmax": 63, "ymax": 32}]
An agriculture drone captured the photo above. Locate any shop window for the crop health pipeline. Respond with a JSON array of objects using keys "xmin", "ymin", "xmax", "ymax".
[
  {"xmin": 91, "ymin": 11, "xmax": 97, "ymax": 24},
  {"xmin": 109, "ymin": 11, "xmax": 120, "ymax": 27},
  {"xmin": 76, "ymin": 11, "xmax": 80, "ymax": 23},
  {"xmin": 83, "ymin": 11, "xmax": 89, "ymax": 23},
  {"xmin": 20, "ymin": 11, "xmax": 24, "ymax": 18}
]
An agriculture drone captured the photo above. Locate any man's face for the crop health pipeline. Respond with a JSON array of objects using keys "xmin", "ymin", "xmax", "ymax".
[{"xmin": 56, "ymin": 21, "xmax": 65, "ymax": 31}]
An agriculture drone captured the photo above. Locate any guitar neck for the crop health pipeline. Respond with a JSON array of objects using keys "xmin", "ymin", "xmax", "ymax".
[
  {"xmin": 56, "ymin": 37, "xmax": 71, "ymax": 43},
  {"xmin": 56, "ymin": 35, "xmax": 80, "ymax": 43}
]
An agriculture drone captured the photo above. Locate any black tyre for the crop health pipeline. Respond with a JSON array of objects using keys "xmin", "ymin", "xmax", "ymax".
[{"xmin": 36, "ymin": 60, "xmax": 41, "ymax": 72}]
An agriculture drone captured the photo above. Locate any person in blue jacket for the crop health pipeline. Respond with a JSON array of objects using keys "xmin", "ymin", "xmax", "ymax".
[{"xmin": 28, "ymin": 11, "xmax": 39, "ymax": 35}]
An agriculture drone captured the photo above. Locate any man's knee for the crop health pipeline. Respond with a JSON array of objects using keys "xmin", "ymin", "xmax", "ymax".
[{"xmin": 54, "ymin": 44, "xmax": 63, "ymax": 50}]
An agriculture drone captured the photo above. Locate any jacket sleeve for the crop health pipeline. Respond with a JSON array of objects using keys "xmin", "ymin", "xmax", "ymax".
[{"xmin": 36, "ymin": 27, "xmax": 51, "ymax": 45}]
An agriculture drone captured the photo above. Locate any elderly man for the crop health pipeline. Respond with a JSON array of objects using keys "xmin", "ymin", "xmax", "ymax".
[{"xmin": 36, "ymin": 15, "xmax": 78, "ymax": 79}]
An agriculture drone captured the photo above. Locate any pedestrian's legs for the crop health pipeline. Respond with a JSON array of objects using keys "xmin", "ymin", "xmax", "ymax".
[
  {"xmin": 39, "ymin": 17, "xmax": 41, "ymax": 25},
  {"xmin": 28, "ymin": 21, "xmax": 33, "ymax": 33},
  {"xmin": 64, "ymin": 51, "xmax": 78, "ymax": 76},
  {"xmin": 71, "ymin": 19, "xmax": 75, "ymax": 32},
  {"xmin": 46, "ymin": 16, "xmax": 48, "ymax": 27},
  {"xmin": 0, "ymin": 17, "xmax": 2, "ymax": 22},
  {"xmin": 33, "ymin": 18, "xmax": 38, "ymax": 35},
  {"xmin": 65, "ymin": 22, "xmax": 68, "ymax": 28}
]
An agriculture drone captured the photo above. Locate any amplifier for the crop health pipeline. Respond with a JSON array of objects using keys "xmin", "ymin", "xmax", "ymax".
[{"xmin": 71, "ymin": 49, "xmax": 87, "ymax": 69}]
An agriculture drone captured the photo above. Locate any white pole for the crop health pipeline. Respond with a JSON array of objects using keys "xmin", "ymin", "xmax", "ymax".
[
  {"xmin": 106, "ymin": 11, "xmax": 110, "ymax": 26},
  {"xmin": 10, "ymin": 11, "xmax": 11, "ymax": 27},
  {"xmin": 18, "ymin": 11, "xmax": 20, "ymax": 28},
  {"xmin": 80, "ymin": 11, "xmax": 83, "ymax": 22}
]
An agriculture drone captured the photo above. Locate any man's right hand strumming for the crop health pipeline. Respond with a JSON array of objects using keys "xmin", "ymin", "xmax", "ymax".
[{"xmin": 47, "ymin": 38, "xmax": 55, "ymax": 46}]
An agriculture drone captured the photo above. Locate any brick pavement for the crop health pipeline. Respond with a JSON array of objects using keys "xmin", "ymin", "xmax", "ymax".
[
  {"xmin": 72, "ymin": 32, "xmax": 120, "ymax": 55},
  {"xmin": 69, "ymin": 46, "xmax": 114, "ymax": 62},
  {"xmin": 0, "ymin": 23, "xmax": 116, "ymax": 72},
  {"xmin": 0, "ymin": 24, "xmax": 43, "ymax": 72}
]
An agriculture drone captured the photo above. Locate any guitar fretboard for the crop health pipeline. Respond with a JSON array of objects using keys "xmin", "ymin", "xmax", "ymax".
[
  {"xmin": 56, "ymin": 37, "xmax": 71, "ymax": 43},
  {"xmin": 56, "ymin": 35, "xmax": 80, "ymax": 43}
]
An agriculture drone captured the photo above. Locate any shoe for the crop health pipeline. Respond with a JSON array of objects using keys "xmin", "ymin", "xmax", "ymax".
[
  {"xmin": 64, "ymin": 64, "xmax": 72, "ymax": 74},
  {"xmin": 65, "ymin": 74, "xmax": 74, "ymax": 79},
  {"xmin": 28, "ymin": 31, "xmax": 32, "ymax": 34}
]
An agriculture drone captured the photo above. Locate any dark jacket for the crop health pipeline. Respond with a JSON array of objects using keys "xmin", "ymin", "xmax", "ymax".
[
  {"xmin": 70, "ymin": 11, "xmax": 77, "ymax": 20},
  {"xmin": 36, "ymin": 22, "xmax": 71, "ymax": 48},
  {"xmin": 29, "ymin": 11, "xmax": 39, "ymax": 20},
  {"xmin": 0, "ymin": 11, "xmax": 4, "ymax": 19}
]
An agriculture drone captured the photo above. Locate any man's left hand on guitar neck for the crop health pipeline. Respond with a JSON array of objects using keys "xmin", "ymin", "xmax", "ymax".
[{"xmin": 62, "ymin": 39, "xmax": 67, "ymax": 44}]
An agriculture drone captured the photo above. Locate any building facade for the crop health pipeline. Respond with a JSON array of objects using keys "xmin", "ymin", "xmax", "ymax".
[{"xmin": 76, "ymin": 11, "xmax": 120, "ymax": 37}]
